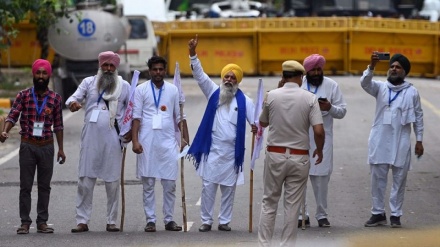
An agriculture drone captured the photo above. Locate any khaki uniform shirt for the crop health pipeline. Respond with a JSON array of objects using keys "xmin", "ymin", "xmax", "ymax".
[{"xmin": 259, "ymin": 82, "xmax": 323, "ymax": 150}]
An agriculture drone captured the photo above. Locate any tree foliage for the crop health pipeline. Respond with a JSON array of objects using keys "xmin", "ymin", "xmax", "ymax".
[{"xmin": 0, "ymin": 0, "xmax": 71, "ymax": 48}]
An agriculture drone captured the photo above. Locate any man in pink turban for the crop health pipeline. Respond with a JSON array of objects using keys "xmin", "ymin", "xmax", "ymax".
[
  {"xmin": 187, "ymin": 35, "xmax": 257, "ymax": 232},
  {"xmin": 98, "ymin": 51, "xmax": 121, "ymax": 68},
  {"xmin": 67, "ymin": 51, "xmax": 131, "ymax": 233},
  {"xmin": 298, "ymin": 54, "xmax": 347, "ymax": 228},
  {"xmin": 1, "ymin": 59, "xmax": 65, "ymax": 234}
]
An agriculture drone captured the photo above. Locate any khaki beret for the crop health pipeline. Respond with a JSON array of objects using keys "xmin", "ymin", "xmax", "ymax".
[{"xmin": 282, "ymin": 60, "xmax": 305, "ymax": 73}]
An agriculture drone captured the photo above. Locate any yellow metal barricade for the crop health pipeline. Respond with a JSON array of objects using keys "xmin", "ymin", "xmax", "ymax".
[
  {"xmin": 165, "ymin": 19, "xmax": 258, "ymax": 76},
  {"xmin": 1, "ymin": 22, "xmax": 55, "ymax": 67},
  {"xmin": 349, "ymin": 18, "xmax": 439, "ymax": 77},
  {"xmin": 257, "ymin": 17, "xmax": 349, "ymax": 75},
  {"xmin": 152, "ymin": 21, "xmax": 169, "ymax": 58}
]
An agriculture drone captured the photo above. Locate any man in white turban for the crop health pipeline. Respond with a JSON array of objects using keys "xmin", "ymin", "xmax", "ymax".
[{"xmin": 67, "ymin": 51, "xmax": 131, "ymax": 233}]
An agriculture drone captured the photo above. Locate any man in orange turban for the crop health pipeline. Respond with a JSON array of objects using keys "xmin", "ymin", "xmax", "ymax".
[{"xmin": 187, "ymin": 35, "xmax": 257, "ymax": 232}]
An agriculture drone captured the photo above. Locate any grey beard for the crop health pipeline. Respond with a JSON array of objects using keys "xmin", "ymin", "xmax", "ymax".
[
  {"xmin": 387, "ymin": 70, "xmax": 405, "ymax": 85},
  {"xmin": 97, "ymin": 68, "xmax": 118, "ymax": 93},
  {"xmin": 219, "ymin": 83, "xmax": 238, "ymax": 107}
]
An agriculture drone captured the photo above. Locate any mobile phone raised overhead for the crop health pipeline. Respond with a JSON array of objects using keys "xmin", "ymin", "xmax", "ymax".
[{"xmin": 377, "ymin": 52, "xmax": 390, "ymax": 60}]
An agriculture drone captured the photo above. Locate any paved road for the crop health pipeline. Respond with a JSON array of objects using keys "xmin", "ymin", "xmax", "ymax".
[{"xmin": 0, "ymin": 75, "xmax": 439, "ymax": 247}]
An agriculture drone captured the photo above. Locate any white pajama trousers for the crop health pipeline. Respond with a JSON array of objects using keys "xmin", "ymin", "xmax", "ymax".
[
  {"xmin": 370, "ymin": 163, "xmax": 409, "ymax": 217},
  {"xmin": 75, "ymin": 177, "xmax": 120, "ymax": 225},
  {"xmin": 142, "ymin": 177, "xmax": 177, "ymax": 225},
  {"xmin": 299, "ymin": 175, "xmax": 330, "ymax": 221},
  {"xmin": 200, "ymin": 179, "xmax": 236, "ymax": 225}
]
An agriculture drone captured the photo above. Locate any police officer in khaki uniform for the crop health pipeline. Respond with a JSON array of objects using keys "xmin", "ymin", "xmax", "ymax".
[{"xmin": 258, "ymin": 60, "xmax": 325, "ymax": 247}]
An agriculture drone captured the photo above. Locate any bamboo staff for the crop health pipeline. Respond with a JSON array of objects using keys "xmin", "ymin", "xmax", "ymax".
[
  {"xmin": 120, "ymin": 147, "xmax": 127, "ymax": 232},
  {"xmin": 301, "ymin": 191, "xmax": 306, "ymax": 230},
  {"xmin": 180, "ymin": 104, "xmax": 188, "ymax": 232},
  {"xmin": 249, "ymin": 132, "xmax": 256, "ymax": 233}
]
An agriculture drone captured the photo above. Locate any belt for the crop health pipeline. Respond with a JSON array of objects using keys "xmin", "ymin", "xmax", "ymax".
[
  {"xmin": 267, "ymin": 146, "xmax": 309, "ymax": 155},
  {"xmin": 21, "ymin": 137, "xmax": 54, "ymax": 146}
]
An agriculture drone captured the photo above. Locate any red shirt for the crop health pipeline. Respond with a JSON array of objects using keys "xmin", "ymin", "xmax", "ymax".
[{"xmin": 6, "ymin": 87, "xmax": 63, "ymax": 140}]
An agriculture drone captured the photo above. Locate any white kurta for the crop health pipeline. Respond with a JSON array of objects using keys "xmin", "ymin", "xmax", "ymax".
[
  {"xmin": 133, "ymin": 80, "xmax": 181, "ymax": 180},
  {"xmin": 66, "ymin": 76, "xmax": 130, "ymax": 182},
  {"xmin": 301, "ymin": 76, "xmax": 347, "ymax": 176},
  {"xmin": 360, "ymin": 68, "xmax": 424, "ymax": 167},
  {"xmin": 190, "ymin": 56, "xmax": 255, "ymax": 186}
]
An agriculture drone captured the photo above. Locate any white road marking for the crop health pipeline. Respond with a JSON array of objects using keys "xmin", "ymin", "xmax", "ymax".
[{"xmin": 0, "ymin": 111, "xmax": 75, "ymax": 166}]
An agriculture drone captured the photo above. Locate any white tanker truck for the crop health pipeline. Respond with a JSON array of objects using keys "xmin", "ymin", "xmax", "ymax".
[{"xmin": 48, "ymin": 0, "xmax": 157, "ymax": 105}]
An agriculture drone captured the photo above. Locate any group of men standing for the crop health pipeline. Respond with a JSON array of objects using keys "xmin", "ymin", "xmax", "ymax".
[{"xmin": 0, "ymin": 35, "xmax": 424, "ymax": 247}]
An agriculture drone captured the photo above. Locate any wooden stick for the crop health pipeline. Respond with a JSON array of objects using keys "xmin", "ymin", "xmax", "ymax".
[
  {"xmin": 120, "ymin": 147, "xmax": 127, "ymax": 232},
  {"xmin": 180, "ymin": 105, "xmax": 188, "ymax": 232},
  {"xmin": 249, "ymin": 133, "xmax": 256, "ymax": 233},
  {"xmin": 301, "ymin": 187, "xmax": 306, "ymax": 230}
]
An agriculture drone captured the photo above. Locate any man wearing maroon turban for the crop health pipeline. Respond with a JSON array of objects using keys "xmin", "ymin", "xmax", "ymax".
[
  {"xmin": 361, "ymin": 52, "xmax": 424, "ymax": 228},
  {"xmin": 298, "ymin": 54, "xmax": 347, "ymax": 228},
  {"xmin": 67, "ymin": 51, "xmax": 131, "ymax": 233},
  {"xmin": 1, "ymin": 59, "xmax": 65, "ymax": 234}
]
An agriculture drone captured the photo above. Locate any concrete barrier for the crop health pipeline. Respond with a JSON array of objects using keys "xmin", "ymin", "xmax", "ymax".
[{"xmin": 348, "ymin": 18, "xmax": 439, "ymax": 77}]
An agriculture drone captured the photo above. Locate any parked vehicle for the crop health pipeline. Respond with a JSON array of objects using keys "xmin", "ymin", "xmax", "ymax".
[
  {"xmin": 48, "ymin": 0, "xmax": 157, "ymax": 105},
  {"xmin": 210, "ymin": 0, "xmax": 265, "ymax": 18},
  {"xmin": 118, "ymin": 15, "xmax": 158, "ymax": 76}
]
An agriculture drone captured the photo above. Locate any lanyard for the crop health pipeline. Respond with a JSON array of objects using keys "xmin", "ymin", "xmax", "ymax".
[
  {"xmin": 32, "ymin": 87, "xmax": 48, "ymax": 117},
  {"xmin": 307, "ymin": 82, "xmax": 318, "ymax": 94},
  {"xmin": 97, "ymin": 90, "xmax": 106, "ymax": 105},
  {"xmin": 151, "ymin": 82, "xmax": 163, "ymax": 111},
  {"xmin": 388, "ymin": 88, "xmax": 402, "ymax": 106}
]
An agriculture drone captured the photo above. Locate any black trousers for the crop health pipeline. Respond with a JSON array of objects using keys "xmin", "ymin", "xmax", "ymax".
[{"xmin": 19, "ymin": 142, "xmax": 54, "ymax": 226}]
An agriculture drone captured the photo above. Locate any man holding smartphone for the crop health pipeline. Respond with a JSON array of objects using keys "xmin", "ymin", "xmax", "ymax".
[
  {"xmin": 361, "ymin": 52, "xmax": 424, "ymax": 228},
  {"xmin": 298, "ymin": 54, "xmax": 347, "ymax": 228}
]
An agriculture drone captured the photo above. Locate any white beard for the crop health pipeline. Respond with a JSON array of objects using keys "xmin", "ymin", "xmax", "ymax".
[
  {"xmin": 219, "ymin": 82, "xmax": 238, "ymax": 107},
  {"xmin": 97, "ymin": 68, "xmax": 119, "ymax": 94}
]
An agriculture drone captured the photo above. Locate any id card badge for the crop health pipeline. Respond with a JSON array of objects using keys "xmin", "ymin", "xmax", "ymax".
[
  {"xmin": 33, "ymin": 122, "xmax": 44, "ymax": 137},
  {"xmin": 152, "ymin": 113, "xmax": 162, "ymax": 129},
  {"xmin": 89, "ymin": 109, "xmax": 100, "ymax": 123},
  {"xmin": 383, "ymin": 108, "xmax": 392, "ymax": 125}
]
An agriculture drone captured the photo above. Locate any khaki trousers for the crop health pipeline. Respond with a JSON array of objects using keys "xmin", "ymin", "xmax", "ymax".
[{"xmin": 258, "ymin": 151, "xmax": 310, "ymax": 247}]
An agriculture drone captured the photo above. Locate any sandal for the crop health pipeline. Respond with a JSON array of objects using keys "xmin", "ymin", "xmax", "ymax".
[
  {"xmin": 37, "ymin": 223, "xmax": 54, "ymax": 233},
  {"xmin": 144, "ymin": 222, "xmax": 156, "ymax": 232},
  {"xmin": 17, "ymin": 224, "xmax": 30, "ymax": 234},
  {"xmin": 165, "ymin": 221, "xmax": 182, "ymax": 231}
]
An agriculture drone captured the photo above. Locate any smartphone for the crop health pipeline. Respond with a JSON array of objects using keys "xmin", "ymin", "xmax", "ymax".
[
  {"xmin": 318, "ymin": 97, "xmax": 327, "ymax": 102},
  {"xmin": 377, "ymin": 52, "xmax": 390, "ymax": 60}
]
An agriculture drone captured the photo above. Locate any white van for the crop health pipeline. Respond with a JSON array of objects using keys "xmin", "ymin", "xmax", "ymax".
[{"xmin": 118, "ymin": 15, "xmax": 158, "ymax": 76}]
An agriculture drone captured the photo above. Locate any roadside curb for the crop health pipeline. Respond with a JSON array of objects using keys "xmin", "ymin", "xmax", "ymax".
[{"xmin": 0, "ymin": 98, "xmax": 14, "ymax": 108}]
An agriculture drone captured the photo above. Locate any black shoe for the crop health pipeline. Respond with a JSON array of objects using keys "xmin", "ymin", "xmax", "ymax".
[
  {"xmin": 390, "ymin": 216, "xmax": 402, "ymax": 228},
  {"xmin": 165, "ymin": 221, "xmax": 182, "ymax": 231},
  {"xmin": 144, "ymin": 222, "xmax": 156, "ymax": 232},
  {"xmin": 198, "ymin": 224, "xmax": 212, "ymax": 232},
  {"xmin": 365, "ymin": 213, "xmax": 387, "ymax": 227},
  {"xmin": 297, "ymin": 218, "xmax": 310, "ymax": 228},
  {"xmin": 318, "ymin": 218, "xmax": 331, "ymax": 227},
  {"xmin": 218, "ymin": 224, "xmax": 231, "ymax": 231}
]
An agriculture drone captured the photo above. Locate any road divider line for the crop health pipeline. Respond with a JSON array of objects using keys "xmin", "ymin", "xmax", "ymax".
[
  {"xmin": 421, "ymin": 97, "xmax": 440, "ymax": 118},
  {"xmin": 0, "ymin": 110, "xmax": 75, "ymax": 166}
]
